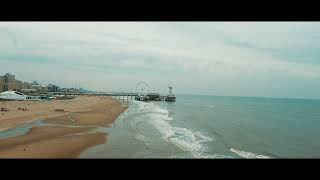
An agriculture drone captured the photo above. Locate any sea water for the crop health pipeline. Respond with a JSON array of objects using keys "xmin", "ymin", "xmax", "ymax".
[{"xmin": 81, "ymin": 95, "xmax": 320, "ymax": 158}]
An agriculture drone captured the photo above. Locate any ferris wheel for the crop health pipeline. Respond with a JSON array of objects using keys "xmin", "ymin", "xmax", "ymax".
[{"xmin": 136, "ymin": 81, "xmax": 150, "ymax": 96}]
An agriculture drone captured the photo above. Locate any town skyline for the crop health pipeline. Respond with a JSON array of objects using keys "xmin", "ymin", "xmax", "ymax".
[{"xmin": 0, "ymin": 72, "xmax": 91, "ymax": 94}]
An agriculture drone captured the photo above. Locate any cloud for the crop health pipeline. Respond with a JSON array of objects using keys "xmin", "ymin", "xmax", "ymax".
[{"xmin": 0, "ymin": 22, "xmax": 319, "ymax": 98}]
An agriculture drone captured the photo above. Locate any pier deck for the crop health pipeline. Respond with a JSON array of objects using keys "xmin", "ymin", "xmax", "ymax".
[{"xmin": 49, "ymin": 92, "xmax": 176, "ymax": 102}]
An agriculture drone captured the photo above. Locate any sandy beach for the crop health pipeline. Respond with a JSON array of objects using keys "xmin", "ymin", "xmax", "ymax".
[{"xmin": 0, "ymin": 96, "xmax": 127, "ymax": 158}]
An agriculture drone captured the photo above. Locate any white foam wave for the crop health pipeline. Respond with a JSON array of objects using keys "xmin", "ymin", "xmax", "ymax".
[
  {"xmin": 230, "ymin": 148, "xmax": 271, "ymax": 159},
  {"xmin": 135, "ymin": 133, "xmax": 149, "ymax": 142},
  {"xmin": 193, "ymin": 153, "xmax": 234, "ymax": 159},
  {"xmin": 132, "ymin": 100, "xmax": 218, "ymax": 158},
  {"xmin": 150, "ymin": 113, "xmax": 173, "ymax": 121},
  {"xmin": 154, "ymin": 107, "xmax": 169, "ymax": 114}
]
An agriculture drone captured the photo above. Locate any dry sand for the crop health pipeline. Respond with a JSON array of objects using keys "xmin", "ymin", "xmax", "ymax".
[
  {"xmin": 0, "ymin": 96, "xmax": 127, "ymax": 158},
  {"xmin": 45, "ymin": 96, "xmax": 127, "ymax": 127}
]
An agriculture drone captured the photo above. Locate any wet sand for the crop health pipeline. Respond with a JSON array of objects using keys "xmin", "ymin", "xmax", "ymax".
[{"xmin": 0, "ymin": 96, "xmax": 127, "ymax": 158}]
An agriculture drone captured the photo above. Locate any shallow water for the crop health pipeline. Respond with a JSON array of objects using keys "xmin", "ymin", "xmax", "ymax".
[{"xmin": 0, "ymin": 120, "xmax": 45, "ymax": 140}]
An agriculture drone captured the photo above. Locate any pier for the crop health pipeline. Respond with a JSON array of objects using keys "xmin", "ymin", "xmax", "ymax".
[
  {"xmin": 49, "ymin": 85, "xmax": 176, "ymax": 102},
  {"xmin": 49, "ymin": 92, "xmax": 176, "ymax": 102},
  {"xmin": 25, "ymin": 82, "xmax": 176, "ymax": 102}
]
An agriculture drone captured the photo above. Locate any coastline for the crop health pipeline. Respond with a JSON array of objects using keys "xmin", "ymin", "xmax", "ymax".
[{"xmin": 0, "ymin": 96, "xmax": 127, "ymax": 158}]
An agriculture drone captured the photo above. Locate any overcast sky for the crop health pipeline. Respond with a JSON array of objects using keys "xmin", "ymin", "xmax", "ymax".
[{"xmin": 0, "ymin": 22, "xmax": 319, "ymax": 99}]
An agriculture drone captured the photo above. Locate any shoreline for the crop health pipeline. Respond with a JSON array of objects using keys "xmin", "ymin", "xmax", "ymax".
[{"xmin": 0, "ymin": 96, "xmax": 128, "ymax": 158}]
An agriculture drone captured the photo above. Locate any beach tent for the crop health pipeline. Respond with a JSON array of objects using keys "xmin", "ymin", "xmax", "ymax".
[{"xmin": 0, "ymin": 91, "xmax": 28, "ymax": 100}]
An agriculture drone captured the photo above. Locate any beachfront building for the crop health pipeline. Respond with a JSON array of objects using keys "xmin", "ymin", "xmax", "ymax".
[
  {"xmin": 0, "ymin": 73, "xmax": 86, "ymax": 95},
  {"xmin": 31, "ymin": 81, "xmax": 39, "ymax": 86},
  {"xmin": 20, "ymin": 89, "xmax": 38, "ymax": 93},
  {"xmin": 47, "ymin": 84, "xmax": 60, "ymax": 92},
  {"xmin": 3, "ymin": 73, "xmax": 16, "ymax": 91},
  {"xmin": 0, "ymin": 73, "xmax": 35, "ymax": 93},
  {"xmin": 0, "ymin": 76, "xmax": 4, "ymax": 92},
  {"xmin": 68, "ymin": 88, "xmax": 79, "ymax": 93},
  {"xmin": 60, "ymin": 87, "xmax": 80, "ymax": 93}
]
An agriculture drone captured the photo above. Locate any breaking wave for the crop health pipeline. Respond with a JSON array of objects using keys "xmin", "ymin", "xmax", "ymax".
[
  {"xmin": 131, "ymin": 100, "xmax": 229, "ymax": 158},
  {"xmin": 230, "ymin": 148, "xmax": 271, "ymax": 159}
]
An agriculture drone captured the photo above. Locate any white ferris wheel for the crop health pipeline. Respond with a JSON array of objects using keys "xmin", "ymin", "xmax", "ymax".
[{"xmin": 136, "ymin": 81, "xmax": 150, "ymax": 97}]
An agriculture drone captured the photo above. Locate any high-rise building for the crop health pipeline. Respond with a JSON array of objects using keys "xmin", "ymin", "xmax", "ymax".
[
  {"xmin": 0, "ymin": 73, "xmax": 33, "ymax": 92},
  {"xmin": 4, "ymin": 73, "xmax": 15, "ymax": 83},
  {"xmin": 0, "ymin": 76, "xmax": 4, "ymax": 92},
  {"xmin": 1, "ymin": 73, "xmax": 16, "ymax": 91}
]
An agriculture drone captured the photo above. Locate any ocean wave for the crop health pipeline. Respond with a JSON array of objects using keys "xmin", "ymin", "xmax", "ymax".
[
  {"xmin": 193, "ymin": 153, "xmax": 234, "ymax": 159},
  {"xmin": 230, "ymin": 148, "xmax": 271, "ymax": 159},
  {"xmin": 132, "ymin": 100, "xmax": 221, "ymax": 158}
]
